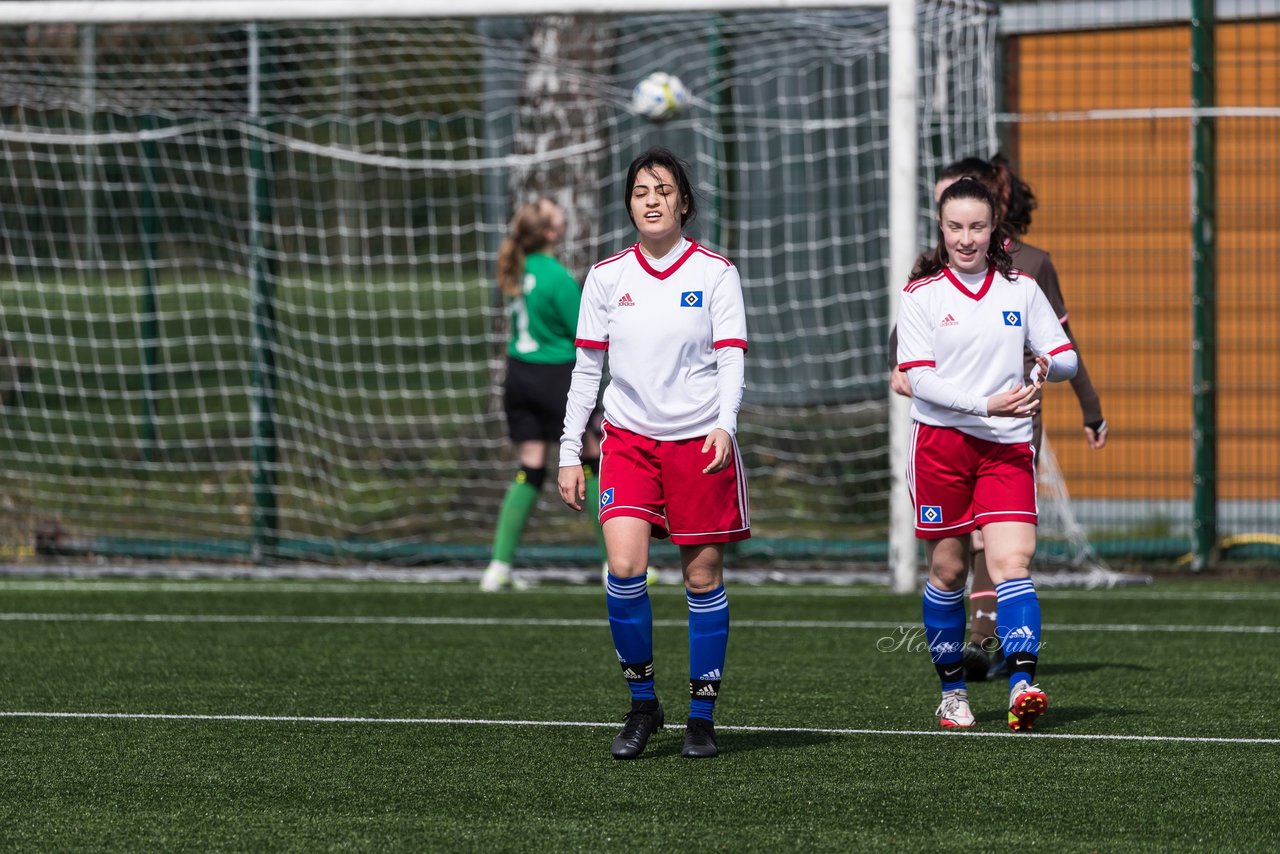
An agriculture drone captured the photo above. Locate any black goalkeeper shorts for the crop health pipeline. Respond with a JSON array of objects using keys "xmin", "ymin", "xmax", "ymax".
[{"xmin": 503, "ymin": 357, "xmax": 574, "ymax": 444}]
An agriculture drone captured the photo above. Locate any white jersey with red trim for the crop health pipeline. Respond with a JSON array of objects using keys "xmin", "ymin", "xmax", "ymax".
[
  {"xmin": 896, "ymin": 265, "xmax": 1073, "ymax": 444},
  {"xmin": 573, "ymin": 237, "xmax": 748, "ymax": 442}
]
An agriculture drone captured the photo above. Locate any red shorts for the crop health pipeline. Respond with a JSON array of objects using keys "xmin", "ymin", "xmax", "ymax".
[
  {"xmin": 908, "ymin": 422, "xmax": 1037, "ymax": 539},
  {"xmin": 597, "ymin": 421, "xmax": 751, "ymax": 545}
]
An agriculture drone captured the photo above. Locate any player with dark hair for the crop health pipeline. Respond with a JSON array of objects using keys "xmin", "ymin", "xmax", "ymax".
[
  {"xmin": 890, "ymin": 154, "xmax": 1107, "ymax": 680},
  {"xmin": 480, "ymin": 198, "xmax": 609, "ymax": 592},
  {"xmin": 898, "ymin": 177, "xmax": 1077, "ymax": 731},
  {"xmin": 559, "ymin": 146, "xmax": 749, "ymax": 759}
]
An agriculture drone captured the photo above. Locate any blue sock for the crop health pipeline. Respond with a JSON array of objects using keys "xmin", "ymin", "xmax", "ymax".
[
  {"xmin": 922, "ymin": 582, "xmax": 966, "ymax": 690},
  {"xmin": 687, "ymin": 585, "xmax": 729, "ymax": 722},
  {"xmin": 996, "ymin": 578, "xmax": 1042, "ymax": 689},
  {"xmin": 605, "ymin": 573, "xmax": 655, "ymax": 701}
]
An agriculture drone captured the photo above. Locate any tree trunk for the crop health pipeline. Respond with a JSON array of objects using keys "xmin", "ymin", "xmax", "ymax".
[{"xmin": 510, "ymin": 15, "xmax": 615, "ymax": 277}]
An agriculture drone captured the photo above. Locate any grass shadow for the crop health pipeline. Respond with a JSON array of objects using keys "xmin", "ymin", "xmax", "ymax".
[
  {"xmin": 1046, "ymin": 661, "xmax": 1153, "ymax": 677},
  {"xmin": 715, "ymin": 728, "xmax": 843, "ymax": 756},
  {"xmin": 972, "ymin": 704, "xmax": 1140, "ymax": 729}
]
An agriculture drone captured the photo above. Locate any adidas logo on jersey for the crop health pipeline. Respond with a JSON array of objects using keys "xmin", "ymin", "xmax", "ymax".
[
  {"xmin": 940, "ymin": 313, "xmax": 958, "ymax": 327},
  {"xmin": 618, "ymin": 292, "xmax": 635, "ymax": 307}
]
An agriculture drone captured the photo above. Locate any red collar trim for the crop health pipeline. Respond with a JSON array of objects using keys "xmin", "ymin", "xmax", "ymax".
[
  {"xmin": 633, "ymin": 240, "xmax": 699, "ymax": 280},
  {"xmin": 942, "ymin": 265, "xmax": 995, "ymax": 302}
]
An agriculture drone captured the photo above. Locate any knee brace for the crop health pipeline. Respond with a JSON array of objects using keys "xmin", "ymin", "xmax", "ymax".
[{"xmin": 518, "ymin": 465, "xmax": 547, "ymax": 490}]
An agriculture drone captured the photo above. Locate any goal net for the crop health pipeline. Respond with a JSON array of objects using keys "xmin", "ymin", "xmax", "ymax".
[{"xmin": 0, "ymin": 2, "xmax": 1026, "ymax": 568}]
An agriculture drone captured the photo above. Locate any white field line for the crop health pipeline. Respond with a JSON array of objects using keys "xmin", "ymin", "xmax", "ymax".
[
  {"xmin": 2, "ymin": 578, "xmax": 1279, "ymax": 602},
  {"xmin": 1, "ymin": 710, "xmax": 1276, "ymax": 746},
  {"xmin": 0, "ymin": 612, "xmax": 1276, "ymax": 634}
]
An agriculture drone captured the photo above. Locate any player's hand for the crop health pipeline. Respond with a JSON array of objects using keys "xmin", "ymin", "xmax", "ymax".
[
  {"xmin": 1029, "ymin": 354, "xmax": 1051, "ymax": 388},
  {"xmin": 889, "ymin": 367, "xmax": 914, "ymax": 398},
  {"xmin": 701, "ymin": 428, "xmax": 733, "ymax": 474},
  {"xmin": 986, "ymin": 384, "xmax": 1040, "ymax": 418},
  {"xmin": 1084, "ymin": 419, "xmax": 1109, "ymax": 449},
  {"xmin": 557, "ymin": 464, "xmax": 586, "ymax": 511}
]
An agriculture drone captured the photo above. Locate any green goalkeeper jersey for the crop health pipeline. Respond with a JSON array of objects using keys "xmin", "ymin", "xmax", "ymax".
[{"xmin": 506, "ymin": 252, "xmax": 581, "ymax": 365}]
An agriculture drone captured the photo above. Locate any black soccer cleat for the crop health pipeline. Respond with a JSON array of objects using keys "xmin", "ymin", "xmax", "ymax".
[
  {"xmin": 681, "ymin": 717, "xmax": 718, "ymax": 759},
  {"xmin": 961, "ymin": 642, "xmax": 991, "ymax": 683},
  {"xmin": 611, "ymin": 703, "xmax": 664, "ymax": 759}
]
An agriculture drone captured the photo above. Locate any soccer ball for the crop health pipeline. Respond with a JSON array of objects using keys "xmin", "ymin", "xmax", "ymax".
[{"xmin": 630, "ymin": 72, "xmax": 689, "ymax": 122}]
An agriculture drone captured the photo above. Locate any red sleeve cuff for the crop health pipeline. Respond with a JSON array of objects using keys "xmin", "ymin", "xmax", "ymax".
[
  {"xmin": 898, "ymin": 360, "xmax": 935, "ymax": 371},
  {"xmin": 713, "ymin": 338, "xmax": 748, "ymax": 352},
  {"xmin": 1048, "ymin": 343, "xmax": 1075, "ymax": 356},
  {"xmin": 575, "ymin": 338, "xmax": 608, "ymax": 351}
]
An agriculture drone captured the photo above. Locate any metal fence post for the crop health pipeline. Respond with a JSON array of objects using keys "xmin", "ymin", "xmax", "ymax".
[{"xmin": 1190, "ymin": 0, "xmax": 1218, "ymax": 570}]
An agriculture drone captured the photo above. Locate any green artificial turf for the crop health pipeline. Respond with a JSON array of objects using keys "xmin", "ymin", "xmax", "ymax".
[{"xmin": 1, "ymin": 576, "xmax": 1277, "ymax": 850}]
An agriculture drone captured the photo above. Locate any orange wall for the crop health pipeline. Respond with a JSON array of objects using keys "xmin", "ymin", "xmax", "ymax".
[{"xmin": 1013, "ymin": 22, "xmax": 1280, "ymax": 501}]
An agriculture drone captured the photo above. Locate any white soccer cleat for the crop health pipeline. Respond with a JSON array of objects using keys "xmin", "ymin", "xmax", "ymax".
[
  {"xmin": 479, "ymin": 561, "xmax": 509, "ymax": 592},
  {"xmin": 1007, "ymin": 680, "xmax": 1049, "ymax": 732},
  {"xmin": 935, "ymin": 688, "xmax": 976, "ymax": 729},
  {"xmin": 480, "ymin": 561, "xmax": 526, "ymax": 592}
]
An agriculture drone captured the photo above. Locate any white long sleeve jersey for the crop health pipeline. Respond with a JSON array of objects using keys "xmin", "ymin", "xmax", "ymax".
[
  {"xmin": 559, "ymin": 238, "xmax": 747, "ymax": 466},
  {"xmin": 896, "ymin": 265, "xmax": 1076, "ymax": 444}
]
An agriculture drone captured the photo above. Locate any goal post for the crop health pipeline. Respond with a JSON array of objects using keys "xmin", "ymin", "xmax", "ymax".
[
  {"xmin": 886, "ymin": 0, "xmax": 917, "ymax": 593},
  {"xmin": 0, "ymin": 0, "xmax": 998, "ymax": 574}
]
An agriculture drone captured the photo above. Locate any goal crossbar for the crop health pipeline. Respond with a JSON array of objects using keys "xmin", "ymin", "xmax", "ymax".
[{"xmin": 0, "ymin": 0, "xmax": 890, "ymax": 25}]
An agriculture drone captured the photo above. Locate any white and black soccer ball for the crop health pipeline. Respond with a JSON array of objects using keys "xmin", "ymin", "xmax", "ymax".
[{"xmin": 630, "ymin": 72, "xmax": 689, "ymax": 122}]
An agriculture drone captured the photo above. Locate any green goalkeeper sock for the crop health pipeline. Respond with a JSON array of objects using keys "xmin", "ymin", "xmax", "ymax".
[{"xmin": 491, "ymin": 473, "xmax": 541, "ymax": 565}]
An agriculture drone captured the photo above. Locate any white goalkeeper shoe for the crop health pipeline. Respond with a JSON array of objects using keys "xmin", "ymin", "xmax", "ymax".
[
  {"xmin": 1007, "ymin": 680, "xmax": 1048, "ymax": 732},
  {"xmin": 480, "ymin": 561, "xmax": 530, "ymax": 592},
  {"xmin": 935, "ymin": 688, "xmax": 976, "ymax": 729},
  {"xmin": 480, "ymin": 561, "xmax": 510, "ymax": 592}
]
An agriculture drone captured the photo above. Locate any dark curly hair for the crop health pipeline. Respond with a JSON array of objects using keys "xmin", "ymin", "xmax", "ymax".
[
  {"xmin": 624, "ymin": 146, "xmax": 697, "ymax": 229},
  {"xmin": 910, "ymin": 176, "xmax": 1014, "ymax": 281}
]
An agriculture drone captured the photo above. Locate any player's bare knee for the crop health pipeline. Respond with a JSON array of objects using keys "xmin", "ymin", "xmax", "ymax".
[
  {"xmin": 925, "ymin": 537, "xmax": 967, "ymax": 590},
  {"xmin": 681, "ymin": 556, "xmax": 723, "ymax": 592},
  {"xmin": 605, "ymin": 556, "xmax": 650, "ymax": 579},
  {"xmin": 679, "ymin": 544, "xmax": 724, "ymax": 593},
  {"xmin": 985, "ymin": 552, "xmax": 1032, "ymax": 585},
  {"xmin": 927, "ymin": 550, "xmax": 968, "ymax": 589},
  {"xmin": 929, "ymin": 565, "xmax": 967, "ymax": 591},
  {"xmin": 682, "ymin": 573, "xmax": 722, "ymax": 595}
]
